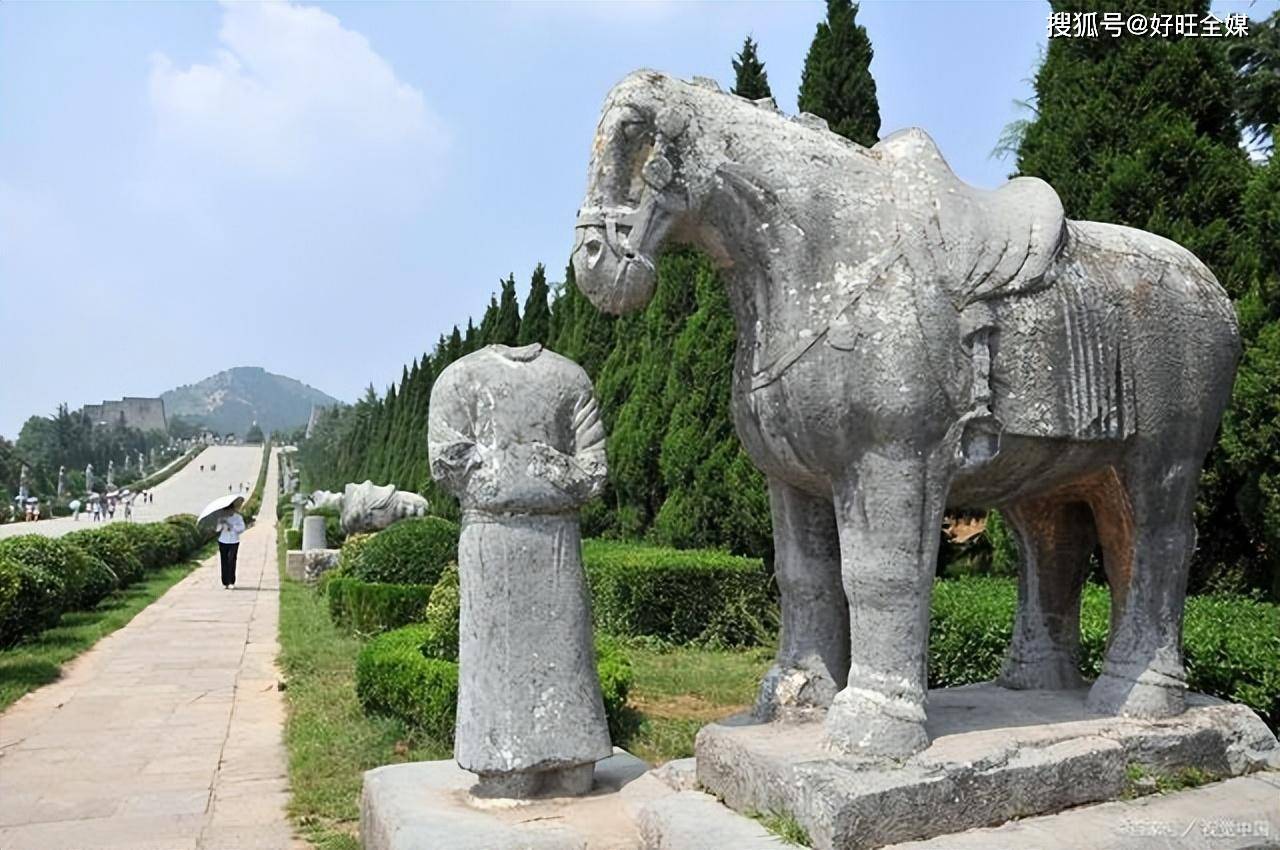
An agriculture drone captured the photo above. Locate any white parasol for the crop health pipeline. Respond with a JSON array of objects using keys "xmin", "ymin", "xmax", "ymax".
[
  {"xmin": 69, "ymin": 499, "xmax": 82, "ymax": 512},
  {"xmin": 197, "ymin": 493, "xmax": 246, "ymax": 528}
]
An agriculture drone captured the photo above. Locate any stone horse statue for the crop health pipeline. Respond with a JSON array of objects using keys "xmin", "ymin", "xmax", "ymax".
[{"xmin": 571, "ymin": 70, "xmax": 1240, "ymax": 758}]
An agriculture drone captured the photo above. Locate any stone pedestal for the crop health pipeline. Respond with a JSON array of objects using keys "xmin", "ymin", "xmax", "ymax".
[
  {"xmin": 301, "ymin": 515, "xmax": 327, "ymax": 551},
  {"xmin": 361, "ymin": 750, "xmax": 658, "ymax": 850},
  {"xmin": 695, "ymin": 684, "xmax": 1280, "ymax": 850},
  {"xmin": 285, "ymin": 549, "xmax": 339, "ymax": 582}
]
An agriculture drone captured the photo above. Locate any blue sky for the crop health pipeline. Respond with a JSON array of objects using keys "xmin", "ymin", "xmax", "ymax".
[{"xmin": 1, "ymin": 0, "xmax": 1273, "ymax": 439}]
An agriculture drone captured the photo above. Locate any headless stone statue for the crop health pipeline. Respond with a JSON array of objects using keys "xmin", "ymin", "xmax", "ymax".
[{"xmin": 428, "ymin": 342, "xmax": 611, "ymax": 798}]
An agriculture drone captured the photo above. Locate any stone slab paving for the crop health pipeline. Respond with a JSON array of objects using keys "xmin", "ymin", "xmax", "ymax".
[
  {"xmin": 0, "ymin": 445, "xmax": 264, "ymax": 540},
  {"xmin": 0, "ymin": 450, "xmax": 299, "ymax": 850},
  {"xmin": 883, "ymin": 771, "xmax": 1280, "ymax": 849}
]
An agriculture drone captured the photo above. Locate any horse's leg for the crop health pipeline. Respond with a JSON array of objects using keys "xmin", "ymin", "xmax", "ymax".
[
  {"xmin": 826, "ymin": 449, "xmax": 948, "ymax": 758},
  {"xmin": 1086, "ymin": 457, "xmax": 1196, "ymax": 718},
  {"xmin": 998, "ymin": 498, "xmax": 1095, "ymax": 690},
  {"xmin": 755, "ymin": 476, "xmax": 848, "ymax": 719}
]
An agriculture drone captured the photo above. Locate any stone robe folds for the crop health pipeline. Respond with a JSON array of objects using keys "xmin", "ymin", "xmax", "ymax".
[{"xmin": 428, "ymin": 343, "xmax": 611, "ymax": 780}]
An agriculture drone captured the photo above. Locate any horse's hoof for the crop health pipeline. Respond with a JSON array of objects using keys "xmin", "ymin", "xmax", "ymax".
[
  {"xmin": 753, "ymin": 660, "xmax": 838, "ymax": 721},
  {"xmin": 823, "ymin": 686, "xmax": 928, "ymax": 759},
  {"xmin": 1086, "ymin": 664, "xmax": 1186, "ymax": 718},
  {"xmin": 999, "ymin": 650, "xmax": 1085, "ymax": 691}
]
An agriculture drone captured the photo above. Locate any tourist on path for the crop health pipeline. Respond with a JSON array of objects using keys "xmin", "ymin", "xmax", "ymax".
[{"xmin": 216, "ymin": 499, "xmax": 246, "ymax": 589}]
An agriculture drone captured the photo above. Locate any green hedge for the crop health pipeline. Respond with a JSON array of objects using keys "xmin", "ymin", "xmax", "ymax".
[
  {"xmin": 0, "ymin": 551, "xmax": 67, "ymax": 646},
  {"xmin": 930, "ymin": 577, "xmax": 1280, "ymax": 731},
  {"xmin": 0, "ymin": 535, "xmax": 102, "ymax": 610},
  {"xmin": 64, "ymin": 528, "xmax": 145, "ymax": 587},
  {"xmin": 326, "ymin": 577, "xmax": 432, "ymax": 635},
  {"xmin": 0, "ymin": 516, "xmax": 209, "ymax": 647},
  {"xmin": 345, "ymin": 517, "xmax": 457, "ymax": 586},
  {"xmin": 355, "ymin": 623, "xmax": 632, "ymax": 743},
  {"xmin": 241, "ymin": 442, "xmax": 272, "ymax": 523},
  {"xmin": 583, "ymin": 540, "xmax": 776, "ymax": 646},
  {"xmin": 285, "ymin": 528, "xmax": 302, "ymax": 550},
  {"xmin": 419, "ymin": 565, "xmax": 459, "ymax": 661},
  {"xmin": 355, "ymin": 624, "xmax": 460, "ymax": 739}
]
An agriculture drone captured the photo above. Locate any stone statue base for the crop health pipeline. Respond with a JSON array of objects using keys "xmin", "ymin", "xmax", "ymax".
[
  {"xmin": 695, "ymin": 683, "xmax": 1280, "ymax": 850},
  {"xmin": 284, "ymin": 549, "xmax": 339, "ymax": 582},
  {"xmin": 359, "ymin": 695, "xmax": 1278, "ymax": 850},
  {"xmin": 361, "ymin": 750, "xmax": 654, "ymax": 850}
]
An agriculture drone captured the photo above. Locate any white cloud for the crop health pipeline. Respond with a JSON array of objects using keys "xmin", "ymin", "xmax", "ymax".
[{"xmin": 147, "ymin": 1, "xmax": 443, "ymax": 180}]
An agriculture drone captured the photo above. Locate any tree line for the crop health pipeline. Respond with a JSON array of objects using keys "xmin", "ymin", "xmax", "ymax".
[{"xmin": 300, "ymin": 0, "xmax": 1280, "ymax": 598}]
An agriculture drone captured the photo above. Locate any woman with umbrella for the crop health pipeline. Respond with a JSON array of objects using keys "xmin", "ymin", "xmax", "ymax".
[{"xmin": 199, "ymin": 494, "xmax": 246, "ymax": 589}]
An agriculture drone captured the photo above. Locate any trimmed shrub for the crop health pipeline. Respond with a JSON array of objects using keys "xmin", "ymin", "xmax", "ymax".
[
  {"xmin": 285, "ymin": 528, "xmax": 302, "ymax": 550},
  {"xmin": 356, "ymin": 624, "xmax": 459, "ymax": 739},
  {"xmin": 419, "ymin": 565, "xmax": 460, "ymax": 662},
  {"xmin": 0, "ymin": 535, "xmax": 92, "ymax": 609},
  {"xmin": 356, "ymin": 624, "xmax": 633, "ymax": 743},
  {"xmin": 583, "ymin": 540, "xmax": 776, "ymax": 646},
  {"xmin": 347, "ymin": 517, "xmax": 458, "ymax": 586},
  {"xmin": 337, "ymin": 532, "xmax": 375, "ymax": 574},
  {"xmin": 140, "ymin": 523, "xmax": 184, "ymax": 567},
  {"xmin": 164, "ymin": 514, "xmax": 205, "ymax": 555},
  {"xmin": 0, "ymin": 551, "xmax": 66, "ymax": 646},
  {"xmin": 930, "ymin": 577, "xmax": 1280, "ymax": 731},
  {"xmin": 109, "ymin": 523, "xmax": 165, "ymax": 571},
  {"xmin": 65, "ymin": 528, "xmax": 145, "ymax": 587},
  {"xmin": 327, "ymin": 577, "xmax": 432, "ymax": 635}
]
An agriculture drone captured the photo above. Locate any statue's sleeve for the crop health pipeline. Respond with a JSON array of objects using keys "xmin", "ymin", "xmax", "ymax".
[
  {"xmin": 427, "ymin": 370, "xmax": 482, "ymax": 495},
  {"xmin": 527, "ymin": 383, "xmax": 608, "ymax": 504}
]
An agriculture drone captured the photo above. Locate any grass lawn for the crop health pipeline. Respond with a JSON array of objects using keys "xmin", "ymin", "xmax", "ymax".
[
  {"xmin": 276, "ymin": 525, "xmax": 773, "ymax": 848},
  {"xmin": 277, "ymin": 528, "xmax": 449, "ymax": 850},
  {"xmin": 623, "ymin": 640, "xmax": 773, "ymax": 764},
  {"xmin": 0, "ymin": 543, "xmax": 213, "ymax": 712}
]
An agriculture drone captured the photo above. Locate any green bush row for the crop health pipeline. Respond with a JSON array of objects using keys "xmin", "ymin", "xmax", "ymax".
[
  {"xmin": 340, "ymin": 516, "xmax": 457, "ymax": 586},
  {"xmin": 326, "ymin": 577, "xmax": 432, "ymax": 636},
  {"xmin": 582, "ymin": 539, "xmax": 776, "ymax": 647},
  {"xmin": 354, "ymin": 623, "xmax": 633, "ymax": 743},
  {"xmin": 0, "ymin": 515, "xmax": 211, "ymax": 647},
  {"xmin": 930, "ymin": 577, "xmax": 1280, "ymax": 731},
  {"xmin": 240, "ymin": 442, "xmax": 273, "ymax": 523}
]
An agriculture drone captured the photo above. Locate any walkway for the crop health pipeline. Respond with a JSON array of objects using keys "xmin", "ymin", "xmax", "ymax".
[
  {"xmin": 0, "ymin": 450, "xmax": 296, "ymax": 849},
  {"xmin": 0, "ymin": 445, "xmax": 264, "ymax": 540}
]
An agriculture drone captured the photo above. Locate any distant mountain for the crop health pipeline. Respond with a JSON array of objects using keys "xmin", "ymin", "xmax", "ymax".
[{"xmin": 161, "ymin": 367, "xmax": 340, "ymax": 437}]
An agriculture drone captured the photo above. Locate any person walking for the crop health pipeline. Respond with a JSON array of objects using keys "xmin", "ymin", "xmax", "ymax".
[{"xmin": 216, "ymin": 499, "xmax": 246, "ymax": 589}]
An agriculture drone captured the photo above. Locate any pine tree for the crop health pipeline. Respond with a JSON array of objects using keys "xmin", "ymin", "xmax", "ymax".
[
  {"xmin": 797, "ymin": 0, "xmax": 881, "ymax": 146},
  {"xmin": 731, "ymin": 36, "xmax": 772, "ymax": 100},
  {"xmin": 519, "ymin": 264, "xmax": 552, "ymax": 346},
  {"xmin": 1227, "ymin": 10, "xmax": 1279, "ymax": 152}
]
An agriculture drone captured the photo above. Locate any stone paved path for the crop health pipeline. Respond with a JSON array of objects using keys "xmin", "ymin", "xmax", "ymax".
[
  {"xmin": 0, "ymin": 445, "xmax": 263, "ymax": 540},
  {"xmin": 0, "ymin": 449, "xmax": 297, "ymax": 850}
]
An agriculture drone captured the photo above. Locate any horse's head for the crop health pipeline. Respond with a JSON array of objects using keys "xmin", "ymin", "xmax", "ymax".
[{"xmin": 572, "ymin": 71, "xmax": 703, "ymax": 315}]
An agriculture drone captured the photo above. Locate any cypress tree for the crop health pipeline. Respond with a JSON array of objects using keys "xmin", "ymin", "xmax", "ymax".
[
  {"xmin": 478, "ymin": 296, "xmax": 500, "ymax": 344},
  {"xmin": 731, "ymin": 36, "xmax": 773, "ymax": 100},
  {"xmin": 1015, "ymin": 0, "xmax": 1265, "ymax": 594},
  {"xmin": 797, "ymin": 0, "xmax": 881, "ymax": 146},
  {"xmin": 1227, "ymin": 10, "xmax": 1279, "ymax": 153},
  {"xmin": 493, "ymin": 274, "xmax": 522, "ymax": 345},
  {"xmin": 519, "ymin": 263, "xmax": 552, "ymax": 346}
]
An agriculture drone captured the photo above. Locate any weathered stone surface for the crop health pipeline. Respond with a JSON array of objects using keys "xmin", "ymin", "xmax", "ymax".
[
  {"xmin": 882, "ymin": 772, "xmax": 1280, "ymax": 849},
  {"xmin": 695, "ymin": 684, "xmax": 1279, "ymax": 850},
  {"xmin": 638, "ymin": 791, "xmax": 787, "ymax": 849},
  {"xmin": 650, "ymin": 758, "xmax": 698, "ymax": 792},
  {"xmin": 284, "ymin": 550, "xmax": 305, "ymax": 581},
  {"xmin": 572, "ymin": 70, "xmax": 1242, "ymax": 757},
  {"xmin": 284, "ymin": 547, "xmax": 335, "ymax": 581},
  {"xmin": 361, "ymin": 751, "xmax": 650, "ymax": 850},
  {"xmin": 339, "ymin": 480, "xmax": 428, "ymax": 535},
  {"xmin": 300, "ymin": 515, "xmax": 327, "ymax": 551},
  {"xmin": 429, "ymin": 343, "xmax": 611, "ymax": 797},
  {"xmin": 308, "ymin": 490, "xmax": 342, "ymax": 512}
]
